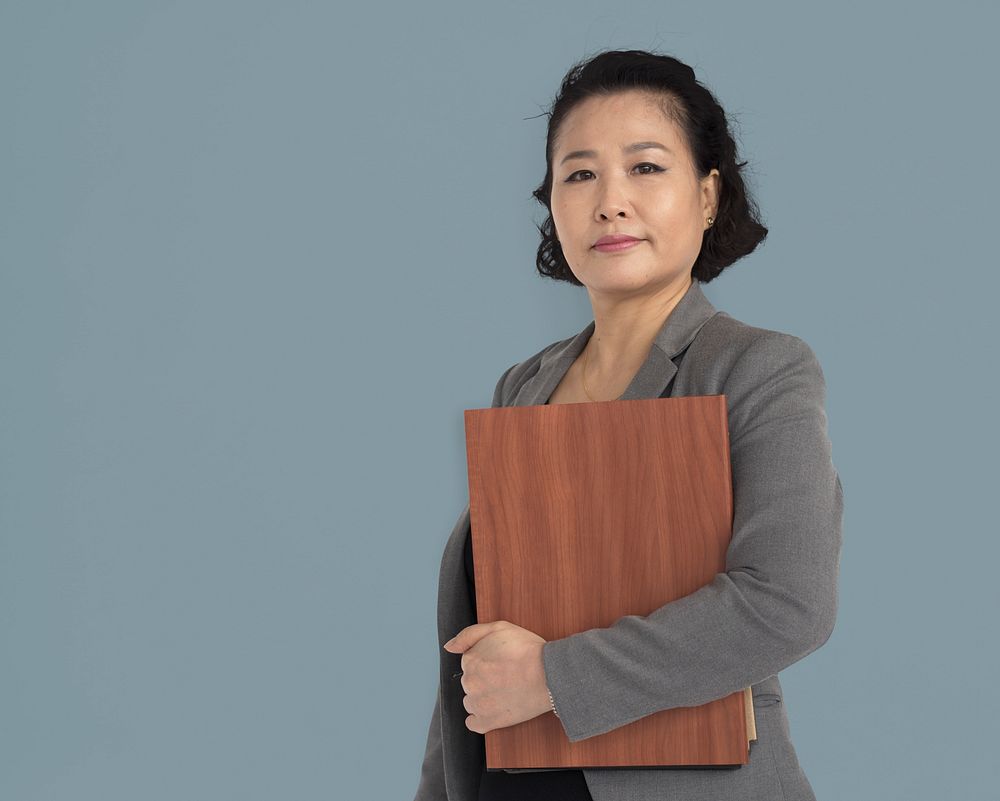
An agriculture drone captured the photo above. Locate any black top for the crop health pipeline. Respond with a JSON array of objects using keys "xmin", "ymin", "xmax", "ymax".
[{"xmin": 464, "ymin": 522, "xmax": 594, "ymax": 801}]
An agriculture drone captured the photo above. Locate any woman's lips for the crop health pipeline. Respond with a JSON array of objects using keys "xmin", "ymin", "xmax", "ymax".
[{"xmin": 594, "ymin": 239, "xmax": 643, "ymax": 253}]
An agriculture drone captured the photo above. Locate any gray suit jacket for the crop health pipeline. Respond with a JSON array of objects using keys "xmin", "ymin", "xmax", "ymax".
[{"xmin": 413, "ymin": 279, "xmax": 844, "ymax": 801}]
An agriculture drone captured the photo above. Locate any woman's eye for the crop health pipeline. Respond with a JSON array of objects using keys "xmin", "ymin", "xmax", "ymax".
[
  {"xmin": 565, "ymin": 163, "xmax": 664, "ymax": 182},
  {"xmin": 634, "ymin": 162, "xmax": 664, "ymax": 175}
]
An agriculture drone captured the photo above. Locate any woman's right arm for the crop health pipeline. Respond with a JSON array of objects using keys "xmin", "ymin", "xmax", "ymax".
[
  {"xmin": 412, "ymin": 364, "xmax": 518, "ymax": 800},
  {"xmin": 413, "ymin": 692, "xmax": 446, "ymax": 801}
]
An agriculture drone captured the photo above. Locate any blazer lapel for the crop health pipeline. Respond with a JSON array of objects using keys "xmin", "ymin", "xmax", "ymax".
[{"xmin": 513, "ymin": 280, "xmax": 721, "ymax": 406}]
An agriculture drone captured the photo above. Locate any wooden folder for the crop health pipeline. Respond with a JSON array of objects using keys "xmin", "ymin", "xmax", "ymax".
[{"xmin": 463, "ymin": 395, "xmax": 755, "ymax": 770}]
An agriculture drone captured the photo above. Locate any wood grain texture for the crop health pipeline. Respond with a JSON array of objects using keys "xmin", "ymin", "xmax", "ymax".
[{"xmin": 464, "ymin": 395, "xmax": 749, "ymax": 768}]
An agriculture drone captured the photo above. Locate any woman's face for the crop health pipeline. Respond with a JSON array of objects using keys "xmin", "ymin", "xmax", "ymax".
[{"xmin": 549, "ymin": 90, "xmax": 720, "ymax": 297}]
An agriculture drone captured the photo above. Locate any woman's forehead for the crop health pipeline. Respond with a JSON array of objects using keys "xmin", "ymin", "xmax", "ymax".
[{"xmin": 554, "ymin": 95, "xmax": 688, "ymax": 160}]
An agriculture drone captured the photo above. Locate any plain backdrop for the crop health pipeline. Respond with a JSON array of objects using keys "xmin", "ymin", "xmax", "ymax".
[{"xmin": 2, "ymin": 2, "xmax": 997, "ymax": 799}]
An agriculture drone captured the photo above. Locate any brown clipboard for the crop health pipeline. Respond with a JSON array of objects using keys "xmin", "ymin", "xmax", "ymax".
[{"xmin": 464, "ymin": 395, "xmax": 755, "ymax": 769}]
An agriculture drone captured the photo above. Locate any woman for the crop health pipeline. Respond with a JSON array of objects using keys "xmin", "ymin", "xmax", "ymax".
[{"xmin": 414, "ymin": 49, "xmax": 843, "ymax": 801}]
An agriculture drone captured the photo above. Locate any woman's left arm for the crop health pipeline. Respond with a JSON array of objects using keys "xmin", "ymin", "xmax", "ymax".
[{"xmin": 542, "ymin": 332, "xmax": 844, "ymax": 743}]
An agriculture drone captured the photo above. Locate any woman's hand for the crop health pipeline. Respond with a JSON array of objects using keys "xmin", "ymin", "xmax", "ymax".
[{"xmin": 443, "ymin": 620, "xmax": 554, "ymax": 734}]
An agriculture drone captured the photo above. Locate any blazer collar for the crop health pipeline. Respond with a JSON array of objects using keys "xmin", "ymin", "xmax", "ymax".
[{"xmin": 513, "ymin": 279, "xmax": 720, "ymax": 406}]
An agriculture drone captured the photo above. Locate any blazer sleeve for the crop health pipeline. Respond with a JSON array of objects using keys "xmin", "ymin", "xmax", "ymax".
[
  {"xmin": 540, "ymin": 332, "xmax": 844, "ymax": 743},
  {"xmin": 412, "ymin": 363, "xmax": 520, "ymax": 800},
  {"xmin": 412, "ymin": 691, "xmax": 446, "ymax": 801}
]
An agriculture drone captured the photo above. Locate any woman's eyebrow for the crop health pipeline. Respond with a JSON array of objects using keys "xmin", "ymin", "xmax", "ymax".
[{"xmin": 559, "ymin": 141, "xmax": 673, "ymax": 165}]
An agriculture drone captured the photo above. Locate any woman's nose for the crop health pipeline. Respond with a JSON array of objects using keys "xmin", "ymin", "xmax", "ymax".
[
  {"xmin": 594, "ymin": 180, "xmax": 631, "ymax": 220},
  {"xmin": 598, "ymin": 207, "xmax": 628, "ymax": 220}
]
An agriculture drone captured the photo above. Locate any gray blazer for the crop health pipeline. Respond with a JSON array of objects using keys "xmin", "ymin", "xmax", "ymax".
[{"xmin": 413, "ymin": 279, "xmax": 844, "ymax": 801}]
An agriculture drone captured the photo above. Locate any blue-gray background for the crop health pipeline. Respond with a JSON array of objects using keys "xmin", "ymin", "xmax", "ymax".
[{"xmin": 2, "ymin": 2, "xmax": 996, "ymax": 799}]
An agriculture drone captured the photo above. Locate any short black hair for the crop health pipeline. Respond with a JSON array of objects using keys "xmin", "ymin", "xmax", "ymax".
[{"xmin": 531, "ymin": 49, "xmax": 768, "ymax": 285}]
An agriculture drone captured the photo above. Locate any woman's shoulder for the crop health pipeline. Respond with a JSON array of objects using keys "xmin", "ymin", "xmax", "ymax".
[
  {"xmin": 693, "ymin": 311, "xmax": 823, "ymax": 375},
  {"xmin": 490, "ymin": 334, "xmax": 577, "ymax": 408},
  {"xmin": 692, "ymin": 312, "xmax": 830, "ymax": 438}
]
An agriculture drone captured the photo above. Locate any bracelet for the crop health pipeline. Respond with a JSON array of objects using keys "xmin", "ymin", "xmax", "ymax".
[{"xmin": 547, "ymin": 687, "xmax": 560, "ymax": 719}]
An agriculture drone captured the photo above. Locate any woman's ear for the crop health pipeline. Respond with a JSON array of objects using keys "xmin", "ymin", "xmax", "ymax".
[{"xmin": 702, "ymin": 168, "xmax": 721, "ymax": 221}]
